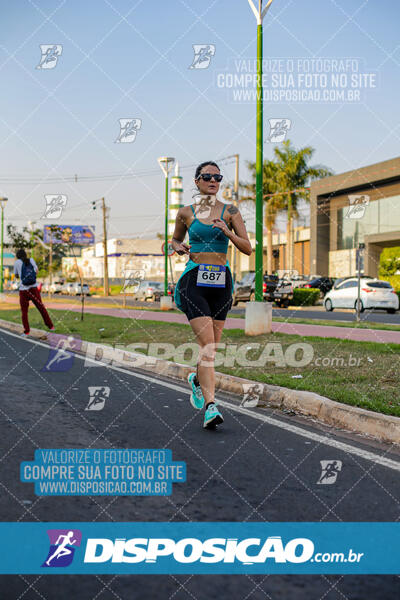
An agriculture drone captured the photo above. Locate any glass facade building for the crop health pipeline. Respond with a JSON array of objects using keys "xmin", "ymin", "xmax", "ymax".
[
  {"xmin": 337, "ymin": 194, "xmax": 400, "ymax": 250},
  {"xmin": 310, "ymin": 157, "xmax": 400, "ymax": 278}
]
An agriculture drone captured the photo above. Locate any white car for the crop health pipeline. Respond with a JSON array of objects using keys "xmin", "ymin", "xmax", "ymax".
[
  {"xmin": 70, "ymin": 282, "xmax": 91, "ymax": 296},
  {"xmin": 49, "ymin": 280, "xmax": 64, "ymax": 294},
  {"xmin": 61, "ymin": 282, "xmax": 75, "ymax": 295},
  {"xmin": 324, "ymin": 278, "xmax": 399, "ymax": 314}
]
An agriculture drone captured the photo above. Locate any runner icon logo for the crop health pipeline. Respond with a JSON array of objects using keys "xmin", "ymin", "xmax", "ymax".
[
  {"xmin": 42, "ymin": 334, "xmax": 81, "ymax": 372},
  {"xmin": 36, "ymin": 45, "xmax": 63, "ymax": 69},
  {"xmin": 85, "ymin": 386, "xmax": 110, "ymax": 411},
  {"xmin": 189, "ymin": 45, "xmax": 216, "ymax": 69},
  {"xmin": 267, "ymin": 118, "xmax": 291, "ymax": 142},
  {"xmin": 42, "ymin": 529, "xmax": 82, "ymax": 568},
  {"xmin": 345, "ymin": 194, "xmax": 369, "ymax": 219},
  {"xmin": 241, "ymin": 383, "xmax": 264, "ymax": 408},
  {"xmin": 317, "ymin": 460, "xmax": 342, "ymax": 485},
  {"xmin": 115, "ymin": 118, "xmax": 142, "ymax": 143},
  {"xmin": 42, "ymin": 195, "xmax": 67, "ymax": 219},
  {"xmin": 122, "ymin": 269, "xmax": 145, "ymax": 293}
]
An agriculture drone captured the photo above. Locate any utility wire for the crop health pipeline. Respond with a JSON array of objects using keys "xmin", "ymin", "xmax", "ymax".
[{"xmin": 0, "ymin": 156, "xmax": 236, "ymax": 185}]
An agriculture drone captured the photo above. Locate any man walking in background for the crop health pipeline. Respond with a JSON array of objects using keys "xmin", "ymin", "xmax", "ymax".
[{"xmin": 13, "ymin": 249, "xmax": 54, "ymax": 336}]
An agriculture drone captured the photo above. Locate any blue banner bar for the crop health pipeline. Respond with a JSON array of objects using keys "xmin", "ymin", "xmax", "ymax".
[{"xmin": 0, "ymin": 522, "xmax": 398, "ymax": 574}]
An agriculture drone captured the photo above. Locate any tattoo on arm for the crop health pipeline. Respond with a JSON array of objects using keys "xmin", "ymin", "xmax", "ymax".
[{"xmin": 227, "ymin": 205, "xmax": 239, "ymax": 215}]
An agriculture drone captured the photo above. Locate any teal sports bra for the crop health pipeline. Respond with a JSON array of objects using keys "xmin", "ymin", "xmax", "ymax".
[{"xmin": 188, "ymin": 204, "xmax": 230, "ymax": 254}]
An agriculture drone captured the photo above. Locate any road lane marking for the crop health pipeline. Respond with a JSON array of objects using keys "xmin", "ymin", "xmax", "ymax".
[{"xmin": 1, "ymin": 328, "xmax": 399, "ymax": 472}]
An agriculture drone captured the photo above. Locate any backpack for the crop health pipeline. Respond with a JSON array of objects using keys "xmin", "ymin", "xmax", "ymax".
[{"xmin": 21, "ymin": 260, "xmax": 37, "ymax": 286}]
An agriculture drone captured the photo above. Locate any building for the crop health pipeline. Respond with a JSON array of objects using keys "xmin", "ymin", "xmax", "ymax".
[
  {"xmin": 62, "ymin": 238, "xmax": 165, "ymax": 282},
  {"xmin": 61, "ymin": 225, "xmax": 312, "ymax": 286},
  {"xmin": 2, "ymin": 251, "xmax": 15, "ymax": 281},
  {"xmin": 228, "ymin": 227, "xmax": 311, "ymax": 279},
  {"xmin": 310, "ymin": 156, "xmax": 400, "ymax": 278}
]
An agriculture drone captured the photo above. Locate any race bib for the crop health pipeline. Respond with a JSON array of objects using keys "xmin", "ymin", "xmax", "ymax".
[{"xmin": 196, "ymin": 264, "xmax": 226, "ymax": 287}]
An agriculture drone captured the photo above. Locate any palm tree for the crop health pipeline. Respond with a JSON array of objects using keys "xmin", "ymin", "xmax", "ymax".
[
  {"xmin": 241, "ymin": 159, "xmax": 284, "ymax": 273},
  {"xmin": 273, "ymin": 140, "xmax": 333, "ymax": 271}
]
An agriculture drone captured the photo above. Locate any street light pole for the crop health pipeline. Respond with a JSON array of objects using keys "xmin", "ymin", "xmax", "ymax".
[
  {"xmin": 245, "ymin": 0, "xmax": 274, "ymax": 335},
  {"xmin": 0, "ymin": 198, "xmax": 8, "ymax": 295},
  {"xmin": 247, "ymin": 0, "xmax": 274, "ymax": 301},
  {"xmin": 101, "ymin": 198, "xmax": 109, "ymax": 297},
  {"xmin": 164, "ymin": 174, "xmax": 169, "ymax": 295},
  {"xmin": 28, "ymin": 220, "xmax": 36, "ymax": 261},
  {"xmin": 255, "ymin": 15, "xmax": 263, "ymax": 301},
  {"xmin": 158, "ymin": 156, "xmax": 175, "ymax": 310}
]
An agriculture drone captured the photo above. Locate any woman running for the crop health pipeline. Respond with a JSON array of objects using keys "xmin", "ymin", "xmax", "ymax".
[
  {"xmin": 172, "ymin": 161, "xmax": 252, "ymax": 429},
  {"xmin": 13, "ymin": 248, "xmax": 54, "ymax": 336}
]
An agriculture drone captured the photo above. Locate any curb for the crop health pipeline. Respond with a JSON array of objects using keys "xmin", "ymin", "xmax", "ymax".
[{"xmin": 1, "ymin": 318, "xmax": 399, "ymax": 445}]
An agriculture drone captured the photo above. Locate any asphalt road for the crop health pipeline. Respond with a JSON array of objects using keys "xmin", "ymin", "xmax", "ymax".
[{"xmin": 0, "ymin": 329, "xmax": 399, "ymax": 599}]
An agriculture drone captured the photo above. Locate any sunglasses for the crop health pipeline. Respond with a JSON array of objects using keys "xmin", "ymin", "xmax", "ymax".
[{"xmin": 197, "ymin": 173, "xmax": 223, "ymax": 182}]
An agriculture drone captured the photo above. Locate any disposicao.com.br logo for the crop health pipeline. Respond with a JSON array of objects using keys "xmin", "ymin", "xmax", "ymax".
[{"xmin": 82, "ymin": 536, "xmax": 362, "ymax": 566}]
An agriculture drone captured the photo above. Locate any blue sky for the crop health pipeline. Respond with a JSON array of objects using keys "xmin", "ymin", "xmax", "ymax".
[{"xmin": 0, "ymin": 0, "xmax": 399, "ymax": 240}]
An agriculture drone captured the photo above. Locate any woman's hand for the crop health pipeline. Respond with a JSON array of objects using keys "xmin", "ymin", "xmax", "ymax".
[
  {"xmin": 212, "ymin": 218, "xmax": 231, "ymax": 237},
  {"xmin": 173, "ymin": 241, "xmax": 191, "ymax": 255}
]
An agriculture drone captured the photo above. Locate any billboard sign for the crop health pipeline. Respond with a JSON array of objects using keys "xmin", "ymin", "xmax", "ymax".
[{"xmin": 43, "ymin": 225, "xmax": 95, "ymax": 246}]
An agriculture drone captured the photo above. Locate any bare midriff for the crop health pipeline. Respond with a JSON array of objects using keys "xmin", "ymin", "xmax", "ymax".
[{"xmin": 189, "ymin": 251, "xmax": 227, "ymax": 266}]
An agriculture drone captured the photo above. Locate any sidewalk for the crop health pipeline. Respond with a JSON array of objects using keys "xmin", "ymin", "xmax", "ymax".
[{"xmin": 6, "ymin": 297, "xmax": 399, "ymax": 344}]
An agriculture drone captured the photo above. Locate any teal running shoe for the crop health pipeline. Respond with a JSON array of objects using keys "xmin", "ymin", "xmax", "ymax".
[
  {"xmin": 203, "ymin": 403, "xmax": 224, "ymax": 429},
  {"xmin": 188, "ymin": 372, "xmax": 205, "ymax": 410}
]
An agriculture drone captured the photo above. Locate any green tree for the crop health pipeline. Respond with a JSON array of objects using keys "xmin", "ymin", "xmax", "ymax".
[
  {"xmin": 273, "ymin": 140, "xmax": 333, "ymax": 271},
  {"xmin": 6, "ymin": 224, "xmax": 66, "ymax": 277},
  {"xmin": 241, "ymin": 159, "xmax": 284, "ymax": 273}
]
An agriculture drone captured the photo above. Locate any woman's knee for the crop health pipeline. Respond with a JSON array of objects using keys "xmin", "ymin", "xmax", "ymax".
[{"xmin": 198, "ymin": 342, "xmax": 217, "ymax": 366}]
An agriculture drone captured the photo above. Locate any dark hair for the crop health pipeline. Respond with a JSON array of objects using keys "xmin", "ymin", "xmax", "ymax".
[
  {"xmin": 194, "ymin": 161, "xmax": 220, "ymax": 180},
  {"xmin": 16, "ymin": 248, "xmax": 30, "ymax": 266}
]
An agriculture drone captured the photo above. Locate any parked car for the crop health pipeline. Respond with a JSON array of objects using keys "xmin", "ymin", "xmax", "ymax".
[
  {"xmin": 132, "ymin": 280, "xmax": 163, "ymax": 302},
  {"xmin": 232, "ymin": 272, "xmax": 256, "ymax": 305},
  {"xmin": 232, "ymin": 272, "xmax": 293, "ymax": 307},
  {"xmin": 324, "ymin": 278, "xmax": 399, "ymax": 313},
  {"xmin": 301, "ymin": 277, "xmax": 334, "ymax": 297},
  {"xmin": 71, "ymin": 282, "xmax": 91, "ymax": 296},
  {"xmin": 61, "ymin": 282, "xmax": 75, "ymax": 295},
  {"xmin": 49, "ymin": 280, "xmax": 64, "ymax": 294},
  {"xmin": 331, "ymin": 275, "xmax": 374, "ymax": 290},
  {"xmin": 151, "ymin": 283, "xmax": 175, "ymax": 302},
  {"xmin": 288, "ymin": 274, "xmax": 310, "ymax": 288},
  {"xmin": 272, "ymin": 278, "xmax": 294, "ymax": 308}
]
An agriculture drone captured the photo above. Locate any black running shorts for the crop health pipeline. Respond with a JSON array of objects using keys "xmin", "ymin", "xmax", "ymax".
[{"xmin": 177, "ymin": 265, "xmax": 233, "ymax": 321}]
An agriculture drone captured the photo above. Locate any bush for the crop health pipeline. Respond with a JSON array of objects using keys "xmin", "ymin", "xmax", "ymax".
[
  {"xmin": 381, "ymin": 275, "xmax": 400, "ymax": 291},
  {"xmin": 291, "ymin": 288, "xmax": 320, "ymax": 306},
  {"xmin": 90, "ymin": 285, "xmax": 123, "ymax": 296},
  {"xmin": 379, "ymin": 246, "xmax": 400, "ymax": 277},
  {"xmin": 110, "ymin": 285, "xmax": 123, "ymax": 295}
]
